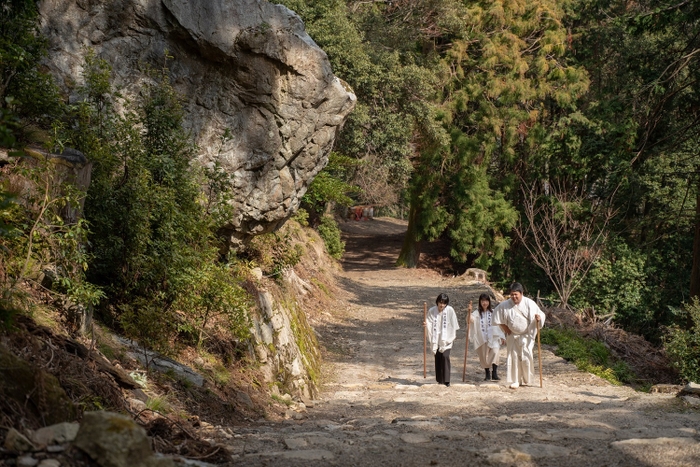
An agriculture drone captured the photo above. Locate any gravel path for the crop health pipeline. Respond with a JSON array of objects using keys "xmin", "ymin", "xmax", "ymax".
[{"xmin": 228, "ymin": 218, "xmax": 700, "ymax": 466}]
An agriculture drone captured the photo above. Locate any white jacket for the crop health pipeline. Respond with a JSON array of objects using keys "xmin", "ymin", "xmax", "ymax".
[
  {"xmin": 425, "ymin": 305, "xmax": 459, "ymax": 354},
  {"xmin": 468, "ymin": 309, "xmax": 506, "ymax": 350}
]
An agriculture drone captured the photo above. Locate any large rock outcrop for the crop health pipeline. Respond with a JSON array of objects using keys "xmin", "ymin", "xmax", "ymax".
[{"xmin": 39, "ymin": 0, "xmax": 356, "ymax": 246}]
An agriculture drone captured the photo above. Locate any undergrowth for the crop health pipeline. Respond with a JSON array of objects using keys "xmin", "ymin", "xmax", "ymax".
[
  {"xmin": 541, "ymin": 327, "xmax": 638, "ymax": 387},
  {"xmin": 664, "ymin": 297, "xmax": 700, "ymax": 383}
]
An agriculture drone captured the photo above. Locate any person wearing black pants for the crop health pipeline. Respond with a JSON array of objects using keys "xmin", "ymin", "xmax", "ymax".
[
  {"xmin": 425, "ymin": 293, "xmax": 459, "ymax": 387},
  {"xmin": 435, "ymin": 349, "xmax": 451, "ymax": 385}
]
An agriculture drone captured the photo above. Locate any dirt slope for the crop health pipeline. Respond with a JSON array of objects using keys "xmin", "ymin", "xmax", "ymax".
[{"xmin": 224, "ymin": 217, "xmax": 700, "ymax": 467}]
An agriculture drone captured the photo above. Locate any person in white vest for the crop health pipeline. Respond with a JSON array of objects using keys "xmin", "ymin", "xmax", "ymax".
[
  {"xmin": 424, "ymin": 293, "xmax": 460, "ymax": 387},
  {"xmin": 493, "ymin": 283, "xmax": 545, "ymax": 389},
  {"xmin": 469, "ymin": 293, "xmax": 506, "ymax": 381}
]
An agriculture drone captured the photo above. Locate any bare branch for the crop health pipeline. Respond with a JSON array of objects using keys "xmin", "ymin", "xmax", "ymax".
[{"xmin": 515, "ymin": 180, "xmax": 615, "ymax": 308}]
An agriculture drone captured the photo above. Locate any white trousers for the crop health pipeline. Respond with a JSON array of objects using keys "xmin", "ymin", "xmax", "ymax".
[
  {"xmin": 505, "ymin": 333, "xmax": 536, "ymax": 385},
  {"xmin": 476, "ymin": 343, "xmax": 499, "ymax": 368}
]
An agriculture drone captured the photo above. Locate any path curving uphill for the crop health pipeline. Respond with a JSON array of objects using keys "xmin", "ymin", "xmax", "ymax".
[{"xmin": 229, "ymin": 218, "xmax": 700, "ymax": 466}]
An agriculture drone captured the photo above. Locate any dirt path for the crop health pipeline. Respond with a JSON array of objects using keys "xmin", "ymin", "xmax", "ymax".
[{"xmin": 228, "ymin": 218, "xmax": 700, "ymax": 466}]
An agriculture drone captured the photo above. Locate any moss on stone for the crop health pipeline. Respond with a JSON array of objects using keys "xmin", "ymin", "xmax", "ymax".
[
  {"xmin": 284, "ymin": 299, "xmax": 321, "ymax": 391},
  {"xmin": 0, "ymin": 345, "xmax": 76, "ymax": 424}
]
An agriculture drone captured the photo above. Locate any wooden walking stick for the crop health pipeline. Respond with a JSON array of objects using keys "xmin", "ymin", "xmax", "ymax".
[
  {"xmin": 537, "ymin": 318, "xmax": 543, "ymax": 388},
  {"xmin": 462, "ymin": 300, "xmax": 472, "ymax": 382},
  {"xmin": 423, "ymin": 301, "xmax": 427, "ymax": 379}
]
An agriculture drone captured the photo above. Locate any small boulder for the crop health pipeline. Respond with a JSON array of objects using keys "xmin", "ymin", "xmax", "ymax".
[
  {"xmin": 3, "ymin": 428, "xmax": 36, "ymax": 452},
  {"xmin": 130, "ymin": 388, "xmax": 149, "ymax": 402},
  {"xmin": 0, "ymin": 347, "xmax": 75, "ymax": 424},
  {"xmin": 128, "ymin": 398, "xmax": 148, "ymax": 413},
  {"xmin": 236, "ymin": 391, "xmax": 254, "ymax": 410},
  {"xmin": 680, "ymin": 382, "xmax": 700, "ymax": 396},
  {"xmin": 17, "ymin": 456, "xmax": 39, "ymax": 467},
  {"xmin": 74, "ymin": 411, "xmax": 173, "ymax": 467},
  {"xmin": 31, "ymin": 422, "xmax": 80, "ymax": 447},
  {"xmin": 650, "ymin": 384, "xmax": 682, "ymax": 394},
  {"xmin": 681, "ymin": 395, "xmax": 700, "ymax": 406}
]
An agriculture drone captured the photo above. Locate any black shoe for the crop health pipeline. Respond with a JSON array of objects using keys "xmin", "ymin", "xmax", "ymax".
[
  {"xmin": 444, "ymin": 382, "xmax": 450, "ymax": 387},
  {"xmin": 492, "ymin": 364, "xmax": 500, "ymax": 381},
  {"xmin": 484, "ymin": 368, "xmax": 491, "ymax": 381}
]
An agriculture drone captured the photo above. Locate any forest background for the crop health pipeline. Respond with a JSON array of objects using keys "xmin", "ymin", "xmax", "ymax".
[{"xmin": 1, "ymin": 0, "xmax": 700, "ymax": 385}]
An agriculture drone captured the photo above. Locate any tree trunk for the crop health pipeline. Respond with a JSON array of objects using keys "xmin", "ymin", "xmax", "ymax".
[
  {"xmin": 396, "ymin": 200, "xmax": 421, "ymax": 268},
  {"xmin": 690, "ymin": 189, "xmax": 700, "ymax": 299}
]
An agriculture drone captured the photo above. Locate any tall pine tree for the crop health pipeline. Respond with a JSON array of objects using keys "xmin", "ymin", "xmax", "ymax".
[{"xmin": 398, "ymin": 0, "xmax": 589, "ymax": 268}]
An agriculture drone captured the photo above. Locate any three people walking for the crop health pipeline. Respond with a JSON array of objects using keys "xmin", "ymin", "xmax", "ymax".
[{"xmin": 424, "ymin": 283, "xmax": 544, "ymax": 389}]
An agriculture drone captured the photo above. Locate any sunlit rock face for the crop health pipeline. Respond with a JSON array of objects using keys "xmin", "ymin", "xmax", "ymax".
[{"xmin": 39, "ymin": 0, "xmax": 356, "ymax": 246}]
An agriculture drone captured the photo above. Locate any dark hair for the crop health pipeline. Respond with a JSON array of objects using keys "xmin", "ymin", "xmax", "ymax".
[
  {"xmin": 436, "ymin": 293, "xmax": 449, "ymax": 305},
  {"xmin": 478, "ymin": 293, "xmax": 492, "ymax": 313},
  {"xmin": 509, "ymin": 282, "xmax": 525, "ymax": 295}
]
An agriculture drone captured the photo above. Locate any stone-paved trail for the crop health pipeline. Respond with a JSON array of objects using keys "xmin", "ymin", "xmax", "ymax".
[{"xmin": 229, "ymin": 218, "xmax": 700, "ymax": 466}]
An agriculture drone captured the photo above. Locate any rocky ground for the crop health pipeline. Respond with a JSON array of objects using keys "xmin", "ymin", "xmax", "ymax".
[{"xmin": 224, "ymin": 217, "xmax": 700, "ymax": 467}]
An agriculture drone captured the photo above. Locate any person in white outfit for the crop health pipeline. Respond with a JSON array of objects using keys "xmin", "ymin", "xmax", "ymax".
[
  {"xmin": 424, "ymin": 293, "xmax": 460, "ymax": 386},
  {"xmin": 469, "ymin": 293, "xmax": 505, "ymax": 381},
  {"xmin": 492, "ymin": 283, "xmax": 545, "ymax": 389}
]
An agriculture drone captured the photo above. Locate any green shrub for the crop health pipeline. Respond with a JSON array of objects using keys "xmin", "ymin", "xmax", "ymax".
[
  {"xmin": 0, "ymin": 1, "xmax": 64, "ymax": 130},
  {"xmin": 0, "ymin": 4, "xmax": 90, "ymax": 327},
  {"xmin": 174, "ymin": 261, "xmax": 251, "ymax": 347},
  {"xmin": 664, "ymin": 298, "xmax": 700, "ymax": 383},
  {"xmin": 247, "ymin": 230, "xmax": 303, "ymax": 277},
  {"xmin": 68, "ymin": 54, "xmax": 249, "ymax": 349},
  {"xmin": 541, "ymin": 327, "xmax": 636, "ymax": 386},
  {"xmin": 292, "ymin": 208, "xmax": 309, "ymax": 227},
  {"xmin": 317, "ymin": 216, "xmax": 345, "ymax": 260},
  {"xmin": 301, "ymin": 153, "xmax": 358, "ymax": 219},
  {"xmin": 571, "ymin": 240, "xmax": 649, "ymax": 333}
]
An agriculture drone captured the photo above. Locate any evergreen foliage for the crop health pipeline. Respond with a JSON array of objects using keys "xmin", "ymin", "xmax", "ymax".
[
  {"xmin": 317, "ymin": 216, "xmax": 345, "ymax": 260},
  {"xmin": 0, "ymin": 0, "xmax": 62, "ymax": 132},
  {"xmin": 664, "ymin": 298, "xmax": 700, "ymax": 384},
  {"xmin": 400, "ymin": 0, "xmax": 589, "ymax": 268},
  {"xmin": 302, "ymin": 152, "xmax": 357, "ymax": 221},
  {"xmin": 571, "ymin": 240, "xmax": 650, "ymax": 335},
  {"xmin": 555, "ymin": 0, "xmax": 700, "ymax": 339},
  {"xmin": 0, "ymin": 2, "xmax": 96, "ymax": 328},
  {"xmin": 66, "ymin": 55, "xmax": 251, "ymax": 352}
]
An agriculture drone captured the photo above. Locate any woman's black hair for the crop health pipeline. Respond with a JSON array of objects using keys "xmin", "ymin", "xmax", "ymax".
[
  {"xmin": 509, "ymin": 282, "xmax": 525, "ymax": 295},
  {"xmin": 478, "ymin": 293, "xmax": 492, "ymax": 313},
  {"xmin": 436, "ymin": 293, "xmax": 449, "ymax": 305}
]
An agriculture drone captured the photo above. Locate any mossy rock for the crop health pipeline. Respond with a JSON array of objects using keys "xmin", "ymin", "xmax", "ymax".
[{"xmin": 0, "ymin": 346, "xmax": 75, "ymax": 424}]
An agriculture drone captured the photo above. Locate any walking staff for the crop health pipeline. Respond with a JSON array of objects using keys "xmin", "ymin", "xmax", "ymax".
[
  {"xmin": 423, "ymin": 301, "xmax": 427, "ymax": 379},
  {"xmin": 537, "ymin": 319, "xmax": 543, "ymax": 388},
  {"xmin": 462, "ymin": 300, "xmax": 472, "ymax": 382}
]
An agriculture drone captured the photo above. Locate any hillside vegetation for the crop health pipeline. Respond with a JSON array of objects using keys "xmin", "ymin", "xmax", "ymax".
[{"xmin": 1, "ymin": 0, "xmax": 700, "ymax": 448}]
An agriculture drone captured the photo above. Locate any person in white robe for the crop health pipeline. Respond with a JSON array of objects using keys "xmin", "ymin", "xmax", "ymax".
[
  {"xmin": 492, "ymin": 283, "xmax": 545, "ymax": 389},
  {"xmin": 469, "ymin": 293, "xmax": 505, "ymax": 381},
  {"xmin": 424, "ymin": 293, "xmax": 460, "ymax": 386}
]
